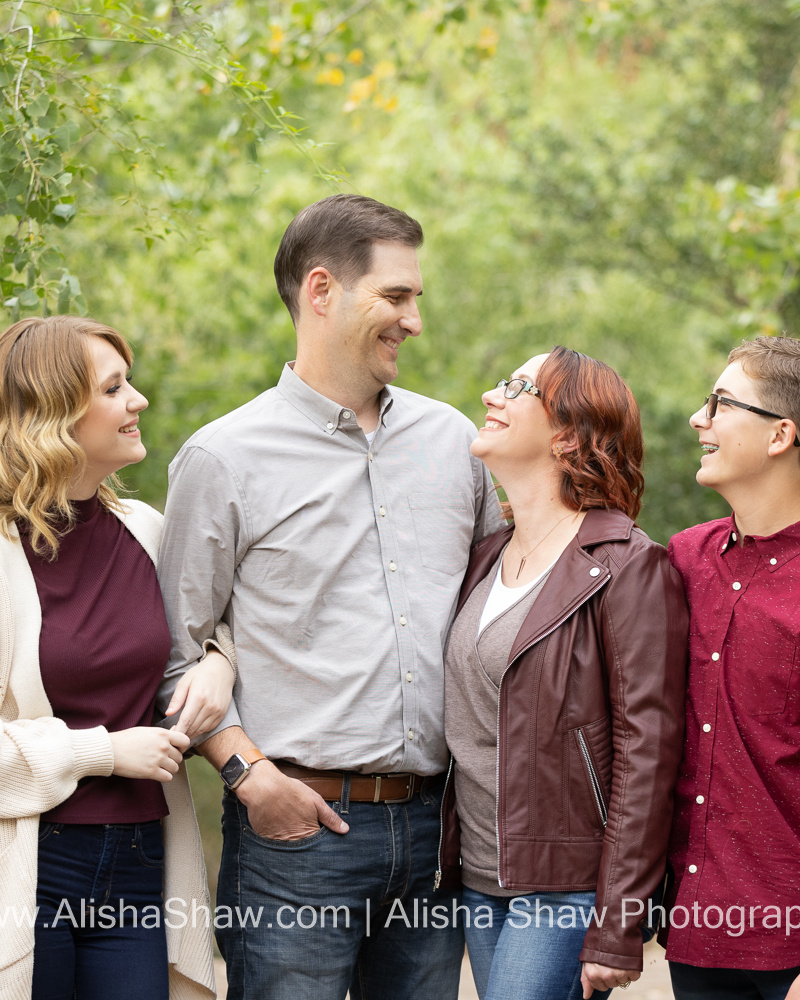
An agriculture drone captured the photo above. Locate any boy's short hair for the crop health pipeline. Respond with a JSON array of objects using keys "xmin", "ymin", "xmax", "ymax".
[{"xmin": 729, "ymin": 336, "xmax": 800, "ymax": 448}]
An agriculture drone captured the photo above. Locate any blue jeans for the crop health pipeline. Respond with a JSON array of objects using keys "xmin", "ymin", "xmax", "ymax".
[
  {"xmin": 463, "ymin": 886, "xmax": 612, "ymax": 1000},
  {"xmin": 216, "ymin": 778, "xmax": 464, "ymax": 1000},
  {"xmin": 33, "ymin": 821, "xmax": 168, "ymax": 1000},
  {"xmin": 670, "ymin": 961, "xmax": 800, "ymax": 999}
]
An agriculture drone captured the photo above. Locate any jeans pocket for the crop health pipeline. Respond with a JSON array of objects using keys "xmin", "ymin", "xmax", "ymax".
[
  {"xmin": 134, "ymin": 821, "xmax": 165, "ymax": 868},
  {"xmin": 37, "ymin": 821, "xmax": 62, "ymax": 844},
  {"xmin": 242, "ymin": 802, "xmax": 340, "ymax": 849}
]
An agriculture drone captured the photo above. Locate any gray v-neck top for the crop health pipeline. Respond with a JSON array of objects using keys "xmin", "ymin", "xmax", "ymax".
[{"xmin": 444, "ymin": 551, "xmax": 550, "ymax": 895}]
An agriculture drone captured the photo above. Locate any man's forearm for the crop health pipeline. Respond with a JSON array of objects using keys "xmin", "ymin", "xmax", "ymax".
[{"xmin": 196, "ymin": 725, "xmax": 259, "ymax": 770}]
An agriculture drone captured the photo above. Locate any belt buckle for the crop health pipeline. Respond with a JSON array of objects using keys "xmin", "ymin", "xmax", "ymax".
[{"xmin": 381, "ymin": 773, "xmax": 416, "ymax": 805}]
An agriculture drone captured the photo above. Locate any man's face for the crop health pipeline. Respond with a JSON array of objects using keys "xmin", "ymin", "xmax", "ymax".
[
  {"xmin": 689, "ymin": 361, "xmax": 777, "ymax": 496},
  {"xmin": 327, "ymin": 241, "xmax": 422, "ymax": 392}
]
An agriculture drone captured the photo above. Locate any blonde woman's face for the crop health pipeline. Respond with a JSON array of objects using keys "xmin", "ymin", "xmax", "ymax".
[{"xmin": 70, "ymin": 337, "xmax": 148, "ymax": 498}]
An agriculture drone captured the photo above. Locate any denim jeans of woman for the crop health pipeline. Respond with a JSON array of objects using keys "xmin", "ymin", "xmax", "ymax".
[
  {"xmin": 463, "ymin": 886, "xmax": 612, "ymax": 1000},
  {"xmin": 32, "ymin": 821, "xmax": 168, "ymax": 1000}
]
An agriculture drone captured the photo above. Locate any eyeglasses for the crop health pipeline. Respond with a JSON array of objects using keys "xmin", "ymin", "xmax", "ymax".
[
  {"xmin": 705, "ymin": 393, "xmax": 800, "ymax": 447},
  {"xmin": 495, "ymin": 378, "xmax": 541, "ymax": 400}
]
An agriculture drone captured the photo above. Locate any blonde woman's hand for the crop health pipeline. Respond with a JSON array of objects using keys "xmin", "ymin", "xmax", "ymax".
[
  {"xmin": 110, "ymin": 727, "xmax": 190, "ymax": 782},
  {"xmin": 165, "ymin": 649, "xmax": 235, "ymax": 738}
]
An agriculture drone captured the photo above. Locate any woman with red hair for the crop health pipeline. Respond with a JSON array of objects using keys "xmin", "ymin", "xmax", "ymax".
[{"xmin": 440, "ymin": 347, "xmax": 688, "ymax": 999}]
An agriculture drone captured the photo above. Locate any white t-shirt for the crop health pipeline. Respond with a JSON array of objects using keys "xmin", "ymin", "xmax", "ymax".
[{"xmin": 478, "ymin": 550, "xmax": 556, "ymax": 634}]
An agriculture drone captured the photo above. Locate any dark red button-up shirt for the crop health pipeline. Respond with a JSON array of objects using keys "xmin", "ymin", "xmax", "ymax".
[{"xmin": 661, "ymin": 515, "xmax": 800, "ymax": 970}]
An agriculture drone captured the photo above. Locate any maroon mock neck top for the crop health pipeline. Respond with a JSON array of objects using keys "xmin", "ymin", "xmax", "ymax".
[{"xmin": 20, "ymin": 495, "xmax": 171, "ymax": 823}]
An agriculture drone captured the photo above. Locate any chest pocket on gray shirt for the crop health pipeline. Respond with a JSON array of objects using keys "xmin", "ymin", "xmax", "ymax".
[{"xmin": 408, "ymin": 491, "xmax": 473, "ymax": 576}]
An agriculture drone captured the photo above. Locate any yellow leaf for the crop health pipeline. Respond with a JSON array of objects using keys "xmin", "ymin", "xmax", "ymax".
[
  {"xmin": 477, "ymin": 26, "xmax": 500, "ymax": 50},
  {"xmin": 269, "ymin": 24, "xmax": 284, "ymax": 55},
  {"xmin": 347, "ymin": 49, "xmax": 365, "ymax": 65},
  {"xmin": 373, "ymin": 60, "xmax": 396, "ymax": 80},
  {"xmin": 316, "ymin": 67, "xmax": 345, "ymax": 86},
  {"xmin": 348, "ymin": 76, "xmax": 376, "ymax": 104}
]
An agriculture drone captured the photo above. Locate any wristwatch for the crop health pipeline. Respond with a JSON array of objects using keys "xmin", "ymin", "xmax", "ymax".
[{"xmin": 220, "ymin": 748, "xmax": 267, "ymax": 790}]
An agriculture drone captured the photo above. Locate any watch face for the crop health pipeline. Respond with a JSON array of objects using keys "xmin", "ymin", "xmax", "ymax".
[{"xmin": 221, "ymin": 754, "xmax": 248, "ymax": 789}]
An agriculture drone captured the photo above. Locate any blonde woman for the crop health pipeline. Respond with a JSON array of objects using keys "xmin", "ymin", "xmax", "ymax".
[{"xmin": 0, "ymin": 316, "xmax": 234, "ymax": 999}]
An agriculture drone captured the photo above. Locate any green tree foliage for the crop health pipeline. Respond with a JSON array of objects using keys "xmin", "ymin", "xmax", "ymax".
[
  {"xmin": 6, "ymin": 0, "xmax": 800, "ymax": 543},
  {"xmin": 10, "ymin": 0, "xmax": 800, "ymax": 901}
]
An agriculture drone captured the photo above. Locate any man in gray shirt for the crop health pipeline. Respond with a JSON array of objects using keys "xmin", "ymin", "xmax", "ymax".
[{"xmin": 158, "ymin": 194, "xmax": 502, "ymax": 1000}]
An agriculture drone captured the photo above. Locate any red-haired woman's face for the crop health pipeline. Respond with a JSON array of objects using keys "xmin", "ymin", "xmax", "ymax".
[{"xmin": 471, "ymin": 353, "xmax": 554, "ymax": 473}]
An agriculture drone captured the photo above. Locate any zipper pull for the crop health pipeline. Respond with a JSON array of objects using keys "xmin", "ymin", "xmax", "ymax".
[{"xmin": 433, "ymin": 870, "xmax": 442, "ymax": 890}]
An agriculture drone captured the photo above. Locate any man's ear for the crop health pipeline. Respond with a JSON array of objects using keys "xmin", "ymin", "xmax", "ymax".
[
  {"xmin": 306, "ymin": 267, "xmax": 333, "ymax": 316},
  {"xmin": 767, "ymin": 419, "xmax": 799, "ymax": 458}
]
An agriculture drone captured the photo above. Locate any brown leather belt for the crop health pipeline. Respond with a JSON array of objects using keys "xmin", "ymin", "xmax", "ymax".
[{"xmin": 274, "ymin": 761, "xmax": 430, "ymax": 804}]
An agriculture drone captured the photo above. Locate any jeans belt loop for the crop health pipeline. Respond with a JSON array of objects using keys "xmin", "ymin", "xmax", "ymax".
[{"xmin": 341, "ymin": 773, "xmax": 351, "ymax": 814}]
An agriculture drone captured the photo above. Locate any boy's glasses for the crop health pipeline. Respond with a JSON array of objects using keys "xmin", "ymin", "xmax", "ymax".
[{"xmin": 704, "ymin": 393, "xmax": 800, "ymax": 446}]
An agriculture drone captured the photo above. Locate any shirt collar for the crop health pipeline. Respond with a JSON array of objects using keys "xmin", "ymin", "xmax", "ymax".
[
  {"xmin": 277, "ymin": 362, "xmax": 394, "ymax": 435},
  {"xmin": 722, "ymin": 511, "xmax": 800, "ymax": 570}
]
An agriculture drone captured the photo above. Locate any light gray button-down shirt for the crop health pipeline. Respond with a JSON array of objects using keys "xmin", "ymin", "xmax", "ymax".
[{"xmin": 158, "ymin": 363, "xmax": 503, "ymax": 774}]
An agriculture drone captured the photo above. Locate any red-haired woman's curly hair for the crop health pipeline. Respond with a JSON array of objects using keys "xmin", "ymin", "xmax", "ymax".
[{"xmin": 536, "ymin": 346, "xmax": 644, "ymax": 521}]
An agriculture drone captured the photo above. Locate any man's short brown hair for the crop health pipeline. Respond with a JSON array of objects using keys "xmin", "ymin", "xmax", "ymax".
[{"xmin": 274, "ymin": 194, "xmax": 423, "ymax": 324}]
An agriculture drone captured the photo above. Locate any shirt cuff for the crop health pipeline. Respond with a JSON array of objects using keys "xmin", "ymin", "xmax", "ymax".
[
  {"xmin": 202, "ymin": 622, "xmax": 237, "ymax": 677},
  {"xmin": 192, "ymin": 701, "xmax": 242, "ymax": 749},
  {"xmin": 71, "ymin": 726, "xmax": 115, "ymax": 781}
]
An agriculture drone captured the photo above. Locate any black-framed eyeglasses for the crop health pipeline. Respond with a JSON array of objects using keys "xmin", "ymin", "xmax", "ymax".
[
  {"xmin": 495, "ymin": 378, "xmax": 541, "ymax": 400},
  {"xmin": 705, "ymin": 393, "xmax": 800, "ymax": 447}
]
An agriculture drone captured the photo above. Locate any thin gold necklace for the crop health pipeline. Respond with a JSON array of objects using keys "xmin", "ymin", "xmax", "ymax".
[{"xmin": 512, "ymin": 512, "xmax": 576, "ymax": 580}]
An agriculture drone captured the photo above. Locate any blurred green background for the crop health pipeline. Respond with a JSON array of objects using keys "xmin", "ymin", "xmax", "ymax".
[{"xmin": 6, "ymin": 0, "xmax": 800, "ymax": 898}]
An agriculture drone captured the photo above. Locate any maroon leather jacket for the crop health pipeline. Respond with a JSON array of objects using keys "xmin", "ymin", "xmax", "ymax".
[{"xmin": 438, "ymin": 509, "xmax": 688, "ymax": 970}]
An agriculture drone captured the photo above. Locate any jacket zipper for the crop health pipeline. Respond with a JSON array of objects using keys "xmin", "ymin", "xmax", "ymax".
[
  {"xmin": 494, "ymin": 571, "xmax": 611, "ymax": 888},
  {"xmin": 577, "ymin": 728, "xmax": 608, "ymax": 827},
  {"xmin": 434, "ymin": 756, "xmax": 455, "ymax": 889}
]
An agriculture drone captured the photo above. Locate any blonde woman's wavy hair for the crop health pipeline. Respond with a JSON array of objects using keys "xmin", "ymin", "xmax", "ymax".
[{"xmin": 0, "ymin": 315, "xmax": 133, "ymax": 558}]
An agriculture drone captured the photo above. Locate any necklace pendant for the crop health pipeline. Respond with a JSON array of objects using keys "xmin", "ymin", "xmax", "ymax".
[{"xmin": 516, "ymin": 556, "xmax": 526, "ymax": 580}]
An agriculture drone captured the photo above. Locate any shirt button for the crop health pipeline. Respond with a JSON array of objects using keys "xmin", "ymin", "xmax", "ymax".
[
  {"xmin": 342, "ymin": 410, "xmax": 351, "ymax": 419},
  {"xmin": 368, "ymin": 453, "xmax": 374, "ymax": 462},
  {"xmin": 696, "ymin": 795, "xmax": 705, "ymax": 804},
  {"xmin": 407, "ymin": 730, "xmax": 414, "ymax": 740},
  {"xmin": 702, "ymin": 724, "xmax": 711, "ymax": 732},
  {"xmin": 589, "ymin": 567, "xmax": 601, "ymax": 577},
  {"xmin": 379, "ymin": 506, "xmax": 386, "ymax": 517},
  {"xmin": 399, "ymin": 616, "xmax": 407, "ymax": 626},
  {"xmin": 732, "ymin": 581, "xmax": 741, "ymax": 591},
  {"xmin": 711, "ymin": 652, "xmax": 720, "ymax": 661},
  {"xmin": 326, "ymin": 422, "xmax": 334, "ymax": 430},
  {"xmin": 732, "ymin": 532, "xmax": 738, "ymax": 542},
  {"xmin": 770, "ymin": 558, "xmax": 777, "ymax": 566},
  {"xmin": 389, "ymin": 561, "xmax": 397, "ymax": 572},
  {"xmin": 688, "ymin": 864, "xmax": 697, "ymax": 874},
  {"xmin": 406, "ymin": 672, "xmax": 413, "ymax": 682}
]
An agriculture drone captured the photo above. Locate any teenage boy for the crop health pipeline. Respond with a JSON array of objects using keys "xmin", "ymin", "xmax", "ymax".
[{"xmin": 662, "ymin": 336, "xmax": 800, "ymax": 998}]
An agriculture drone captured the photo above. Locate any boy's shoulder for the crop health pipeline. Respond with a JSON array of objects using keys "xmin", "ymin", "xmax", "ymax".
[{"xmin": 668, "ymin": 516, "xmax": 733, "ymax": 573}]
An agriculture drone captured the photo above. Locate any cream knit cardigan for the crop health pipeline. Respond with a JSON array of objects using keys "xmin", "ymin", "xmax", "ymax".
[{"xmin": 0, "ymin": 499, "xmax": 216, "ymax": 999}]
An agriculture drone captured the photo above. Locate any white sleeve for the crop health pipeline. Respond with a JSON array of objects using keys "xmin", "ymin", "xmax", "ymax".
[{"xmin": 0, "ymin": 717, "xmax": 114, "ymax": 820}]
